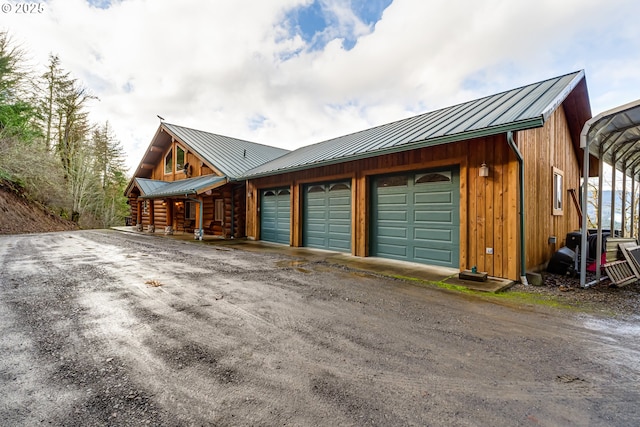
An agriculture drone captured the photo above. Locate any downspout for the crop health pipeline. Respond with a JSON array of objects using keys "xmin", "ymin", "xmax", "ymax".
[
  {"xmin": 507, "ymin": 131, "xmax": 528, "ymax": 285},
  {"xmin": 186, "ymin": 196, "xmax": 204, "ymax": 240}
]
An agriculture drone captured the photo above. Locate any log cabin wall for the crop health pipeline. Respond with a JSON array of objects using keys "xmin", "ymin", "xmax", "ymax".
[
  {"xmin": 518, "ymin": 106, "xmax": 581, "ymax": 272},
  {"xmin": 246, "ymin": 135, "xmax": 523, "ymax": 280},
  {"xmin": 233, "ymin": 184, "xmax": 246, "ymax": 238}
]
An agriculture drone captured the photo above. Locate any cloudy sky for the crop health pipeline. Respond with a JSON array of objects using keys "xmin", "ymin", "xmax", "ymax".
[{"xmin": 2, "ymin": 0, "xmax": 640, "ymax": 173}]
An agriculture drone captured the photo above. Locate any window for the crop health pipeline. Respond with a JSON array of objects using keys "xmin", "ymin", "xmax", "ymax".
[
  {"xmin": 142, "ymin": 200, "xmax": 149, "ymax": 215},
  {"xmin": 415, "ymin": 172, "xmax": 451, "ymax": 184},
  {"xmin": 176, "ymin": 146, "xmax": 185, "ymax": 171},
  {"xmin": 377, "ymin": 175, "xmax": 408, "ymax": 188},
  {"xmin": 553, "ymin": 167, "xmax": 564, "ymax": 215},
  {"xmin": 214, "ymin": 199, "xmax": 224, "ymax": 225},
  {"xmin": 164, "ymin": 149, "xmax": 173, "ymax": 174},
  {"xmin": 307, "ymin": 185, "xmax": 325, "ymax": 193},
  {"xmin": 186, "ymin": 201, "xmax": 197, "ymax": 220},
  {"xmin": 329, "ymin": 183, "xmax": 350, "ymax": 191}
]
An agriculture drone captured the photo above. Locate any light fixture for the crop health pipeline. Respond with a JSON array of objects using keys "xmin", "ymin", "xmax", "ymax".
[{"xmin": 479, "ymin": 163, "xmax": 489, "ymax": 177}]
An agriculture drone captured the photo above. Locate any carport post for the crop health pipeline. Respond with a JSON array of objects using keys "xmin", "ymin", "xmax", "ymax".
[{"xmin": 580, "ymin": 131, "xmax": 590, "ymax": 288}]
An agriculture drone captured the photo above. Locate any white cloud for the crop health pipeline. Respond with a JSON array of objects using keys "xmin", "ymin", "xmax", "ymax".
[{"xmin": 3, "ymin": 0, "xmax": 640, "ymax": 174}]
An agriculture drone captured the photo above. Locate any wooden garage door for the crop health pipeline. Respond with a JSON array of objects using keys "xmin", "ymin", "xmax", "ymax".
[
  {"xmin": 371, "ymin": 168, "xmax": 460, "ymax": 267},
  {"xmin": 260, "ymin": 188, "xmax": 290, "ymax": 245},
  {"xmin": 303, "ymin": 181, "xmax": 351, "ymax": 252}
]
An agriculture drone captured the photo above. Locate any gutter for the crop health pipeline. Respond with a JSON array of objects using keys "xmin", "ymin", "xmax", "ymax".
[{"xmin": 507, "ymin": 131, "xmax": 529, "ymax": 285}]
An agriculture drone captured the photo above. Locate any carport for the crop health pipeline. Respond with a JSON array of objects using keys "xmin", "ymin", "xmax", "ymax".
[{"xmin": 580, "ymin": 99, "xmax": 640, "ymax": 287}]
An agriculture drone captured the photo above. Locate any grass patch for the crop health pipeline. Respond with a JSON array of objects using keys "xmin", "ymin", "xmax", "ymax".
[{"xmin": 390, "ymin": 274, "xmax": 577, "ymax": 310}]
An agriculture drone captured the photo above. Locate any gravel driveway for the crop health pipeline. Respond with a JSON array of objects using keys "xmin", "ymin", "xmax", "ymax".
[{"xmin": 1, "ymin": 230, "xmax": 639, "ymax": 426}]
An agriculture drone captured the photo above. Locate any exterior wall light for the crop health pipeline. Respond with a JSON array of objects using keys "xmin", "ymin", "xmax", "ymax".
[{"xmin": 479, "ymin": 163, "xmax": 489, "ymax": 177}]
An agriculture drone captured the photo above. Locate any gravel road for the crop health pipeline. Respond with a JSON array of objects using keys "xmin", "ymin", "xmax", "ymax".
[{"xmin": 1, "ymin": 230, "xmax": 639, "ymax": 426}]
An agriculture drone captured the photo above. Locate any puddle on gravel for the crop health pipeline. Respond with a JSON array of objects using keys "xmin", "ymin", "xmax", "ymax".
[
  {"xmin": 582, "ymin": 316, "xmax": 640, "ymax": 337},
  {"xmin": 276, "ymin": 260, "xmax": 307, "ymax": 268}
]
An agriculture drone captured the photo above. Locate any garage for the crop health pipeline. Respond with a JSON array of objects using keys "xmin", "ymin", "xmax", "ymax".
[
  {"xmin": 260, "ymin": 188, "xmax": 290, "ymax": 245},
  {"xmin": 371, "ymin": 168, "xmax": 460, "ymax": 267},
  {"xmin": 303, "ymin": 181, "xmax": 351, "ymax": 252}
]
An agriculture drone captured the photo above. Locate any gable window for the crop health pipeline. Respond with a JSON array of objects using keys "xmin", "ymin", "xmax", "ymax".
[
  {"xmin": 164, "ymin": 149, "xmax": 173, "ymax": 174},
  {"xmin": 185, "ymin": 201, "xmax": 197, "ymax": 220},
  {"xmin": 176, "ymin": 146, "xmax": 185, "ymax": 172},
  {"xmin": 553, "ymin": 167, "xmax": 564, "ymax": 215}
]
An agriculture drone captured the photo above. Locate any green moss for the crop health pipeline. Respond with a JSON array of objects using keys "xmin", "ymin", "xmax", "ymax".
[{"xmin": 389, "ymin": 274, "xmax": 577, "ymax": 310}]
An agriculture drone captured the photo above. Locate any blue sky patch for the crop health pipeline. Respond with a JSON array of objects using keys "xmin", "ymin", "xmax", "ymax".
[
  {"xmin": 86, "ymin": 0, "xmax": 113, "ymax": 9},
  {"xmin": 284, "ymin": 0, "xmax": 393, "ymax": 52}
]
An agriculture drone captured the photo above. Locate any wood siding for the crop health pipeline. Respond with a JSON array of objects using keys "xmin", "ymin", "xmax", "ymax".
[
  {"xmin": 247, "ymin": 108, "xmax": 581, "ymax": 281},
  {"xmin": 519, "ymin": 106, "xmax": 581, "ymax": 272}
]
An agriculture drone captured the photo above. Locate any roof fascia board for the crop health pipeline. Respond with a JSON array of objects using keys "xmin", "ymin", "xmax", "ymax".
[
  {"xmin": 243, "ymin": 118, "xmax": 544, "ymax": 180},
  {"xmin": 541, "ymin": 70, "xmax": 585, "ymax": 122}
]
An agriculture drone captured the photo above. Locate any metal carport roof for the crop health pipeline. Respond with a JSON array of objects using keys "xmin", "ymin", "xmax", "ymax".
[{"xmin": 579, "ymin": 99, "xmax": 640, "ymax": 287}]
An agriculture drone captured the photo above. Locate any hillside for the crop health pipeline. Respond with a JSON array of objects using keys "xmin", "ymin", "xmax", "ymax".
[{"xmin": 0, "ymin": 180, "xmax": 78, "ymax": 235}]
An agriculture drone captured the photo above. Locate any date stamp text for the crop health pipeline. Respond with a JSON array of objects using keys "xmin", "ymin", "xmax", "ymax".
[{"xmin": 2, "ymin": 2, "xmax": 45, "ymax": 14}]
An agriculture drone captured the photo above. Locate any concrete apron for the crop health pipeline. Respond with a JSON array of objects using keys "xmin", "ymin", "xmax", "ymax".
[{"xmin": 112, "ymin": 227, "xmax": 513, "ymax": 293}]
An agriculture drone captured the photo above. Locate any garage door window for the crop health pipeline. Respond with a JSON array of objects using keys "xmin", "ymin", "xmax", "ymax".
[
  {"xmin": 307, "ymin": 185, "xmax": 325, "ymax": 193},
  {"xmin": 415, "ymin": 171, "xmax": 451, "ymax": 184},
  {"xmin": 330, "ymin": 183, "xmax": 350, "ymax": 191},
  {"xmin": 377, "ymin": 175, "xmax": 408, "ymax": 188}
]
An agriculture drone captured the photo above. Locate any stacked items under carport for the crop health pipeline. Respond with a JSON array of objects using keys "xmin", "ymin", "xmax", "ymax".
[{"xmin": 603, "ymin": 240, "xmax": 640, "ymax": 287}]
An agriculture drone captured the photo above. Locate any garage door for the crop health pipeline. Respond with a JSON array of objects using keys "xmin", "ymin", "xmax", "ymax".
[
  {"xmin": 371, "ymin": 168, "xmax": 459, "ymax": 267},
  {"xmin": 303, "ymin": 181, "xmax": 351, "ymax": 252},
  {"xmin": 260, "ymin": 188, "xmax": 290, "ymax": 245}
]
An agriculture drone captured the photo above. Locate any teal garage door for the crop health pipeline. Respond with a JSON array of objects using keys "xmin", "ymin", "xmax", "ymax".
[
  {"xmin": 303, "ymin": 181, "xmax": 351, "ymax": 252},
  {"xmin": 260, "ymin": 188, "xmax": 290, "ymax": 245},
  {"xmin": 371, "ymin": 169, "xmax": 460, "ymax": 267}
]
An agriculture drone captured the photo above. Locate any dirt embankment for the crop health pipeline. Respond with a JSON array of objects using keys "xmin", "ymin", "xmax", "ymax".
[{"xmin": 0, "ymin": 180, "xmax": 77, "ymax": 235}]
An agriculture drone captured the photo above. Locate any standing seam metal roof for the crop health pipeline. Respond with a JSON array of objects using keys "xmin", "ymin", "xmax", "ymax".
[
  {"xmin": 161, "ymin": 123, "xmax": 290, "ymax": 179},
  {"xmin": 242, "ymin": 71, "xmax": 585, "ymax": 178},
  {"xmin": 135, "ymin": 175, "xmax": 226, "ymax": 198}
]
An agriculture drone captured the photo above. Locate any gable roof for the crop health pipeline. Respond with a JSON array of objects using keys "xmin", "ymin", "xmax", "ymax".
[
  {"xmin": 242, "ymin": 70, "xmax": 590, "ymax": 178},
  {"xmin": 161, "ymin": 123, "xmax": 290, "ymax": 178},
  {"xmin": 132, "ymin": 123, "xmax": 290, "ymax": 180}
]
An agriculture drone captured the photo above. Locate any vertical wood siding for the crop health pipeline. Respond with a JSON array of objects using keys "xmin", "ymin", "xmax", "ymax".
[{"xmin": 247, "ymin": 108, "xmax": 581, "ymax": 281}]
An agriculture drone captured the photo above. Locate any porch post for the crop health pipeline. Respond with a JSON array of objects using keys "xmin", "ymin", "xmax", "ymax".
[
  {"xmin": 147, "ymin": 199, "xmax": 155, "ymax": 233},
  {"xmin": 165, "ymin": 199, "xmax": 174, "ymax": 235},
  {"xmin": 136, "ymin": 199, "xmax": 143, "ymax": 231}
]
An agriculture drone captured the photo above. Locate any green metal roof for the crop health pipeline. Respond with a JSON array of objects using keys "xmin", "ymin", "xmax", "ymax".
[
  {"xmin": 161, "ymin": 123, "xmax": 290, "ymax": 179},
  {"xmin": 242, "ymin": 70, "xmax": 586, "ymax": 178},
  {"xmin": 135, "ymin": 175, "xmax": 226, "ymax": 198}
]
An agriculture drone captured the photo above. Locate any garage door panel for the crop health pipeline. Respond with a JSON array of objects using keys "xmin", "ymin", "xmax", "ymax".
[
  {"xmin": 376, "ymin": 242, "xmax": 408, "ymax": 257},
  {"xmin": 414, "ymin": 211, "xmax": 453, "ymax": 223},
  {"xmin": 328, "ymin": 238, "xmax": 350, "ymax": 251},
  {"xmin": 307, "ymin": 211, "xmax": 327, "ymax": 220},
  {"xmin": 372, "ymin": 168, "xmax": 459, "ymax": 268},
  {"xmin": 378, "ymin": 226, "xmax": 408, "ymax": 238},
  {"xmin": 329, "ymin": 195, "xmax": 351, "ymax": 206},
  {"xmin": 303, "ymin": 181, "xmax": 351, "ymax": 253},
  {"xmin": 377, "ymin": 211, "xmax": 408, "ymax": 221},
  {"xmin": 414, "ymin": 228, "xmax": 452, "ymax": 242},
  {"xmin": 261, "ymin": 188, "xmax": 290, "ymax": 245},
  {"xmin": 414, "ymin": 247, "xmax": 452, "ymax": 263},
  {"xmin": 377, "ymin": 193, "xmax": 407, "ymax": 205},
  {"xmin": 330, "ymin": 211, "xmax": 350, "ymax": 220},
  {"xmin": 415, "ymin": 192, "xmax": 452, "ymax": 204}
]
